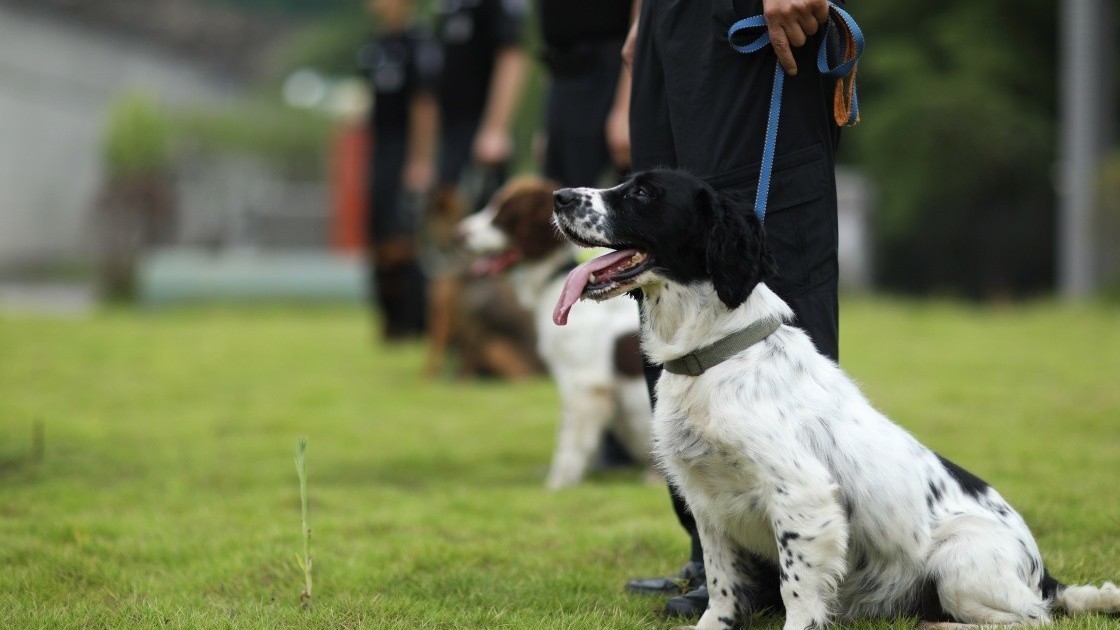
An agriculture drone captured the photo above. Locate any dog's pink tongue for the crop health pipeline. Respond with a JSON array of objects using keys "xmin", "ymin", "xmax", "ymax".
[{"xmin": 553, "ymin": 249, "xmax": 639, "ymax": 326}]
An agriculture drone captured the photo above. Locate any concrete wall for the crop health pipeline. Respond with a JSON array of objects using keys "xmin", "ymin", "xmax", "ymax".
[
  {"xmin": 837, "ymin": 167, "xmax": 872, "ymax": 290},
  {"xmin": 0, "ymin": 4, "xmax": 238, "ymax": 269}
]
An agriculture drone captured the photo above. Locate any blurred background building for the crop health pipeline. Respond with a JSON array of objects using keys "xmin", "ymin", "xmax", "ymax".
[{"xmin": 0, "ymin": 0, "xmax": 276, "ymax": 267}]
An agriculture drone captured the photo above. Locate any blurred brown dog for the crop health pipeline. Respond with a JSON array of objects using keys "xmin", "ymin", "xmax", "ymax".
[{"xmin": 420, "ymin": 185, "xmax": 543, "ymax": 380}]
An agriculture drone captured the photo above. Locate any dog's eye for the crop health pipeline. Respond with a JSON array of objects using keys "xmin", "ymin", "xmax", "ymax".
[{"xmin": 629, "ymin": 186, "xmax": 650, "ymax": 200}]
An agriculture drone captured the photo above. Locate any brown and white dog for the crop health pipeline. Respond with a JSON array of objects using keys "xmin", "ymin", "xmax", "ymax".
[{"xmin": 460, "ymin": 177, "xmax": 653, "ymax": 490}]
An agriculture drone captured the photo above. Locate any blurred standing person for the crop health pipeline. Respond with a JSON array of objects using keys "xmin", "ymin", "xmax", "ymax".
[
  {"xmin": 540, "ymin": 0, "xmax": 634, "ymax": 186},
  {"xmin": 621, "ymin": 0, "xmax": 854, "ymax": 618},
  {"xmin": 434, "ymin": 0, "xmax": 529, "ymax": 207},
  {"xmin": 538, "ymin": 0, "xmax": 638, "ymax": 468},
  {"xmin": 359, "ymin": 0, "xmax": 440, "ymax": 341}
]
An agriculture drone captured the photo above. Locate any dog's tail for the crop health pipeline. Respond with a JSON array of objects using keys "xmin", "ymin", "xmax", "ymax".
[{"xmin": 1047, "ymin": 570, "xmax": 1120, "ymax": 615}]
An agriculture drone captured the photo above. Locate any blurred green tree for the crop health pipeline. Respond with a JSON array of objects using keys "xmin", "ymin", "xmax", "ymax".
[{"xmin": 850, "ymin": 0, "xmax": 1062, "ymax": 298}]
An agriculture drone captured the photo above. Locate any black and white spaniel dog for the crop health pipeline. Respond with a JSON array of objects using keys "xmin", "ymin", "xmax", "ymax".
[{"xmin": 551, "ymin": 169, "xmax": 1119, "ymax": 629}]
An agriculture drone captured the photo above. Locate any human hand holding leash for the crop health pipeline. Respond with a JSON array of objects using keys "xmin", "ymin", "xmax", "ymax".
[{"xmin": 763, "ymin": 0, "xmax": 829, "ymax": 75}]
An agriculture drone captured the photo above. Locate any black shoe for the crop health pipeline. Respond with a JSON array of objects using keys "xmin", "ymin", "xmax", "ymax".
[
  {"xmin": 591, "ymin": 430, "xmax": 638, "ymax": 471},
  {"xmin": 625, "ymin": 561, "xmax": 704, "ymax": 595},
  {"xmin": 665, "ymin": 585, "xmax": 709, "ymax": 618}
]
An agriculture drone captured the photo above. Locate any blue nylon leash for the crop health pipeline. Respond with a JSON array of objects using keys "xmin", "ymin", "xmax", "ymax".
[{"xmin": 727, "ymin": 2, "xmax": 864, "ymax": 222}]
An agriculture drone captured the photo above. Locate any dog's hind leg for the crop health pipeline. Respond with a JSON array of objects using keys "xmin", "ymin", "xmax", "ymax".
[
  {"xmin": 928, "ymin": 515, "xmax": 1050, "ymax": 626},
  {"xmin": 545, "ymin": 384, "xmax": 614, "ymax": 490}
]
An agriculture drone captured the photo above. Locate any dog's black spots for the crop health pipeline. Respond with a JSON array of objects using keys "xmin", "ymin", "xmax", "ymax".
[
  {"xmin": 717, "ymin": 616, "xmax": 736, "ymax": 630},
  {"xmin": 748, "ymin": 497, "xmax": 761, "ymax": 511},
  {"xmin": 796, "ymin": 553, "xmax": 804, "ymax": 562},
  {"xmin": 925, "ymin": 494, "xmax": 934, "ymax": 510},
  {"xmin": 722, "ymin": 588, "xmax": 729, "ymax": 597},
  {"xmin": 1039, "ymin": 569, "xmax": 1064, "ymax": 601},
  {"xmin": 928, "ymin": 480, "xmax": 943, "ymax": 503},
  {"xmin": 1019, "ymin": 539, "xmax": 1040, "ymax": 576},
  {"xmin": 778, "ymin": 531, "xmax": 801, "ymax": 548},
  {"xmin": 780, "ymin": 569, "xmax": 788, "ymax": 581},
  {"xmin": 785, "ymin": 558, "xmax": 794, "ymax": 569},
  {"xmin": 732, "ymin": 549, "xmax": 784, "ymax": 616},
  {"xmin": 840, "ymin": 492, "xmax": 854, "ymax": 521},
  {"xmin": 917, "ymin": 577, "xmax": 953, "ymax": 623},
  {"xmin": 793, "ymin": 573, "xmax": 800, "ymax": 581},
  {"xmin": 792, "ymin": 591, "xmax": 799, "ymax": 598},
  {"xmin": 612, "ymin": 332, "xmax": 644, "ymax": 377},
  {"xmin": 853, "ymin": 552, "xmax": 868, "ymax": 572},
  {"xmin": 936, "ymin": 453, "xmax": 990, "ymax": 499},
  {"xmin": 712, "ymin": 577, "xmax": 718, "ymax": 586}
]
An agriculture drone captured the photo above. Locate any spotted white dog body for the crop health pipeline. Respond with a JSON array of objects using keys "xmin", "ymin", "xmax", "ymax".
[{"xmin": 550, "ymin": 170, "xmax": 1119, "ymax": 629}]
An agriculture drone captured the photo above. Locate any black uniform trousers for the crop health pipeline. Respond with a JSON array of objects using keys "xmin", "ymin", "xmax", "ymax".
[
  {"xmin": 369, "ymin": 129, "xmax": 426, "ymax": 337},
  {"xmin": 630, "ymin": 0, "xmax": 842, "ymax": 565},
  {"xmin": 543, "ymin": 37, "xmax": 626, "ymax": 187},
  {"xmin": 438, "ymin": 117, "xmax": 509, "ymax": 212}
]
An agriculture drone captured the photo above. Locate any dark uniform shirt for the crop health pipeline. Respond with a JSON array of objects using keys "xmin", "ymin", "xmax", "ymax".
[
  {"xmin": 435, "ymin": 0, "xmax": 526, "ymax": 124},
  {"xmin": 358, "ymin": 28, "xmax": 441, "ymax": 135},
  {"xmin": 540, "ymin": 0, "xmax": 631, "ymax": 49}
]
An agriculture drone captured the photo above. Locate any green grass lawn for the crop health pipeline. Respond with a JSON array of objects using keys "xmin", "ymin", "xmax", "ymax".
[{"xmin": 1, "ymin": 299, "xmax": 1118, "ymax": 629}]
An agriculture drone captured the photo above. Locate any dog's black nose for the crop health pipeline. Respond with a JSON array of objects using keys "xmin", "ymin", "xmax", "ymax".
[{"xmin": 554, "ymin": 188, "xmax": 578, "ymax": 212}]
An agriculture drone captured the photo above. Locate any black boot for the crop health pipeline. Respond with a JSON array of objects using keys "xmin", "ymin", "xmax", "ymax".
[
  {"xmin": 665, "ymin": 585, "xmax": 708, "ymax": 618},
  {"xmin": 624, "ymin": 561, "xmax": 704, "ymax": 595}
]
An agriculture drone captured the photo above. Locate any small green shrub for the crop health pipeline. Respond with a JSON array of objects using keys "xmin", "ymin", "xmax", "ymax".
[
  {"xmin": 103, "ymin": 93, "xmax": 172, "ymax": 177},
  {"xmin": 170, "ymin": 104, "xmax": 333, "ymax": 176}
]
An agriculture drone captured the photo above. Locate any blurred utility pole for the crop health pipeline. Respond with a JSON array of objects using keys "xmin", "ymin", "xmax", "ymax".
[{"xmin": 1059, "ymin": 0, "xmax": 1113, "ymax": 298}]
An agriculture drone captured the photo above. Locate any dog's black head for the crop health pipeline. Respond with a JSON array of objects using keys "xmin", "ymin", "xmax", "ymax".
[{"xmin": 552, "ymin": 169, "xmax": 775, "ymax": 320}]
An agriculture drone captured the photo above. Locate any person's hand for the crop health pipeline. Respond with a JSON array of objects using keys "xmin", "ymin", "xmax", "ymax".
[
  {"xmin": 472, "ymin": 126, "xmax": 513, "ymax": 167},
  {"xmin": 605, "ymin": 102, "xmax": 631, "ymax": 170},
  {"xmin": 763, "ymin": 0, "xmax": 829, "ymax": 76}
]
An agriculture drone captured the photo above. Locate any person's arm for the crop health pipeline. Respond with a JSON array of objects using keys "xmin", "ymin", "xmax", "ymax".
[
  {"xmin": 605, "ymin": 65, "xmax": 631, "ymax": 170},
  {"xmin": 621, "ymin": 0, "xmax": 640, "ymax": 69},
  {"xmin": 403, "ymin": 92, "xmax": 438, "ymax": 191},
  {"xmin": 607, "ymin": 0, "xmax": 642, "ymax": 170},
  {"xmin": 472, "ymin": 46, "xmax": 528, "ymax": 166},
  {"xmin": 763, "ymin": 0, "xmax": 829, "ymax": 76}
]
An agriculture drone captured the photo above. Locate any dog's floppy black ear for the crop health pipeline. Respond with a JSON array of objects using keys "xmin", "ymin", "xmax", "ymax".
[{"xmin": 703, "ymin": 190, "xmax": 776, "ymax": 309}]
